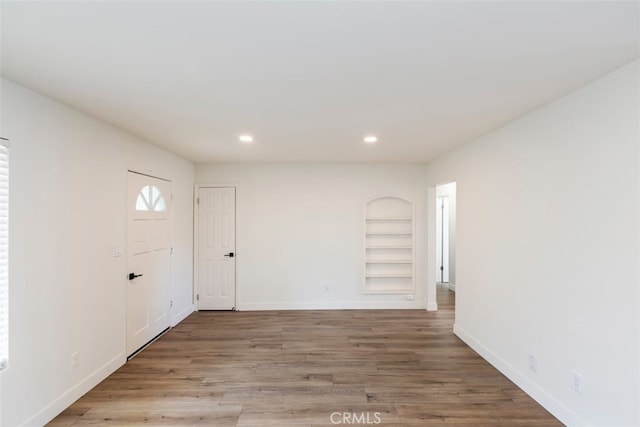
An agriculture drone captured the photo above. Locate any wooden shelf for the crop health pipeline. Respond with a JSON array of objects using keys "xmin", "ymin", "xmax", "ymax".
[
  {"xmin": 366, "ymin": 245, "xmax": 412, "ymax": 249},
  {"xmin": 363, "ymin": 288, "xmax": 414, "ymax": 295},
  {"xmin": 365, "ymin": 231, "xmax": 412, "ymax": 236},
  {"xmin": 366, "ymin": 217, "xmax": 412, "ymax": 221},
  {"xmin": 366, "ymin": 260, "xmax": 412, "ymax": 264}
]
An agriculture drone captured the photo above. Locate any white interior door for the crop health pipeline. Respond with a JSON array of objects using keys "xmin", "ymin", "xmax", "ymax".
[
  {"xmin": 127, "ymin": 172, "xmax": 172, "ymax": 356},
  {"xmin": 436, "ymin": 196, "xmax": 450, "ymax": 283},
  {"xmin": 197, "ymin": 187, "xmax": 236, "ymax": 310}
]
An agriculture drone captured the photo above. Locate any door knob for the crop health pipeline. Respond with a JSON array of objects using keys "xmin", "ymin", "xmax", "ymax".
[
  {"xmin": 224, "ymin": 252, "xmax": 235, "ymax": 258},
  {"xmin": 128, "ymin": 273, "xmax": 143, "ymax": 280}
]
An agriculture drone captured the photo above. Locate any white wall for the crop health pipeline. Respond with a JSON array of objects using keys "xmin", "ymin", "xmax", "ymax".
[
  {"xmin": 0, "ymin": 79, "xmax": 195, "ymax": 426},
  {"xmin": 425, "ymin": 60, "xmax": 639, "ymax": 426},
  {"xmin": 195, "ymin": 163, "xmax": 429, "ymax": 310},
  {"xmin": 2, "ymin": 56, "xmax": 635, "ymax": 427},
  {"xmin": 436, "ymin": 182, "xmax": 456, "ymax": 287}
]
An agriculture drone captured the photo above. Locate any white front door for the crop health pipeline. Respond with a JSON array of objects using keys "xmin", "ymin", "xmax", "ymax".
[
  {"xmin": 197, "ymin": 187, "xmax": 236, "ymax": 310},
  {"xmin": 127, "ymin": 172, "xmax": 172, "ymax": 356}
]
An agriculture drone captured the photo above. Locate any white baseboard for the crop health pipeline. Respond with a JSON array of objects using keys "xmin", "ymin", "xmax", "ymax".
[
  {"xmin": 453, "ymin": 323, "xmax": 584, "ymax": 427},
  {"xmin": 237, "ymin": 300, "xmax": 427, "ymax": 311},
  {"xmin": 22, "ymin": 353, "xmax": 125, "ymax": 427},
  {"xmin": 426, "ymin": 302, "xmax": 438, "ymax": 311},
  {"xmin": 172, "ymin": 304, "xmax": 194, "ymax": 326}
]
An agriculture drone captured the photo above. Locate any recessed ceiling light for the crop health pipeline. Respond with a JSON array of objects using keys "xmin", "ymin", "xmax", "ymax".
[
  {"xmin": 363, "ymin": 135, "xmax": 378, "ymax": 144},
  {"xmin": 239, "ymin": 135, "xmax": 254, "ymax": 143}
]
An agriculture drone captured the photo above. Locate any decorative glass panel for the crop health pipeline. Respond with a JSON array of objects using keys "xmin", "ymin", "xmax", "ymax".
[
  {"xmin": 150, "ymin": 186, "xmax": 159, "ymax": 205},
  {"xmin": 136, "ymin": 191, "xmax": 150, "ymax": 211},
  {"xmin": 154, "ymin": 197, "xmax": 166, "ymax": 212},
  {"xmin": 136, "ymin": 185, "xmax": 166, "ymax": 212}
]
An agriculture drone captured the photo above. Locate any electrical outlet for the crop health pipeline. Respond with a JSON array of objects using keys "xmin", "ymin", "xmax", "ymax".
[
  {"xmin": 528, "ymin": 353, "xmax": 537, "ymax": 373},
  {"xmin": 406, "ymin": 294, "xmax": 415, "ymax": 301},
  {"xmin": 571, "ymin": 371, "xmax": 582, "ymax": 392},
  {"xmin": 324, "ymin": 283, "xmax": 330, "ymax": 293},
  {"xmin": 71, "ymin": 352, "xmax": 80, "ymax": 369}
]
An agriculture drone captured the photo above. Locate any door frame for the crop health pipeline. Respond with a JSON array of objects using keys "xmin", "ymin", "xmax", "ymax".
[
  {"xmin": 193, "ymin": 183, "xmax": 239, "ymax": 311},
  {"xmin": 125, "ymin": 169, "xmax": 174, "ymax": 357},
  {"xmin": 428, "ymin": 181, "xmax": 457, "ymax": 312}
]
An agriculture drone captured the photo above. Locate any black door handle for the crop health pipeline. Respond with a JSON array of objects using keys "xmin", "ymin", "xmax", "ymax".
[
  {"xmin": 224, "ymin": 252, "xmax": 235, "ymax": 258},
  {"xmin": 128, "ymin": 273, "xmax": 143, "ymax": 280}
]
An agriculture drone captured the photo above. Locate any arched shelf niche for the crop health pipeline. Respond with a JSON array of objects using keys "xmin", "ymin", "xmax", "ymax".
[{"xmin": 364, "ymin": 196, "xmax": 415, "ymax": 294}]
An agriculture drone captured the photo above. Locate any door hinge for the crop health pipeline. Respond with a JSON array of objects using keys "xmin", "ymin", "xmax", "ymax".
[
  {"xmin": 197, "ymin": 197, "xmax": 200, "ymax": 205},
  {"xmin": 440, "ymin": 266, "xmax": 444, "ymax": 271},
  {"xmin": 196, "ymin": 294, "xmax": 199, "ymax": 301},
  {"xmin": 170, "ymin": 247, "xmax": 174, "ymax": 255}
]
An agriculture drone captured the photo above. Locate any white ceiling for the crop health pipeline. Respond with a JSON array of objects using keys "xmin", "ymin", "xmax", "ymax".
[{"xmin": 1, "ymin": 1, "xmax": 638, "ymax": 163}]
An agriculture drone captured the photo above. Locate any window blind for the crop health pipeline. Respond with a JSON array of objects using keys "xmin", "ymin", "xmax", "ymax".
[{"xmin": 0, "ymin": 141, "xmax": 9, "ymax": 371}]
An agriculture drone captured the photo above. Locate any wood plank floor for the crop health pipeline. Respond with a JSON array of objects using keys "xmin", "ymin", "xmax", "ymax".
[{"xmin": 49, "ymin": 286, "xmax": 562, "ymax": 426}]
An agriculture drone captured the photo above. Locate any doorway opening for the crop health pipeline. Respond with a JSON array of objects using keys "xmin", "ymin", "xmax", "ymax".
[
  {"xmin": 436, "ymin": 195, "xmax": 450, "ymax": 284},
  {"xmin": 435, "ymin": 182, "xmax": 456, "ymax": 292}
]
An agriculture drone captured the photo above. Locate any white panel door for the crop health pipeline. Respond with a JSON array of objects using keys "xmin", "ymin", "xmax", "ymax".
[
  {"xmin": 198, "ymin": 187, "xmax": 236, "ymax": 310},
  {"xmin": 127, "ymin": 172, "xmax": 172, "ymax": 356},
  {"xmin": 436, "ymin": 196, "xmax": 450, "ymax": 283}
]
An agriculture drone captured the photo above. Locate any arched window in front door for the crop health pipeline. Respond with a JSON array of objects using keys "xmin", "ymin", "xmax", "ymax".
[{"xmin": 135, "ymin": 185, "xmax": 167, "ymax": 212}]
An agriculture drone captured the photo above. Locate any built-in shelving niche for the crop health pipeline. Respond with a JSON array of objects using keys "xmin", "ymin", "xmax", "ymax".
[{"xmin": 364, "ymin": 196, "xmax": 415, "ymax": 294}]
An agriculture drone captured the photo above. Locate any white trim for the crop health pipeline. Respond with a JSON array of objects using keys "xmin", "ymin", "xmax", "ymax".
[
  {"xmin": 193, "ymin": 185, "xmax": 198, "ymax": 308},
  {"xmin": 0, "ymin": 142, "xmax": 8, "ymax": 372},
  {"xmin": 21, "ymin": 353, "xmax": 125, "ymax": 427},
  {"xmin": 453, "ymin": 323, "xmax": 584, "ymax": 427},
  {"xmin": 171, "ymin": 304, "xmax": 194, "ymax": 327},
  {"xmin": 237, "ymin": 300, "xmax": 427, "ymax": 311},
  {"xmin": 426, "ymin": 186, "xmax": 438, "ymax": 311}
]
